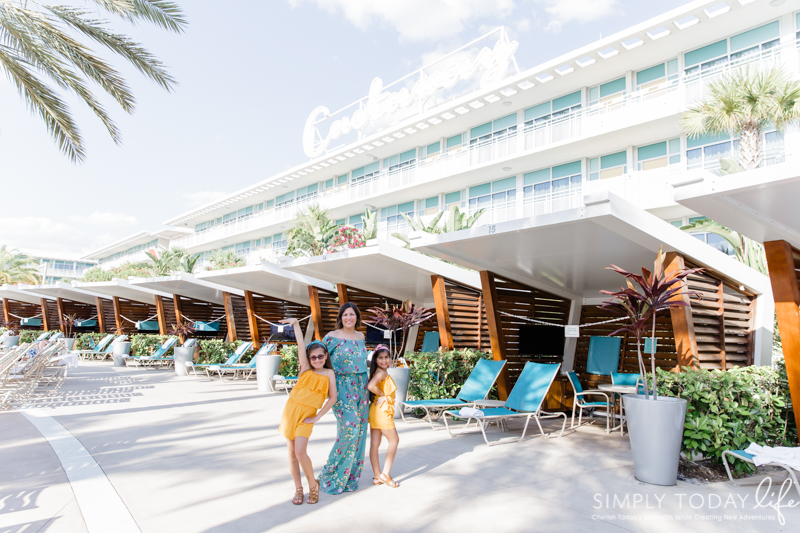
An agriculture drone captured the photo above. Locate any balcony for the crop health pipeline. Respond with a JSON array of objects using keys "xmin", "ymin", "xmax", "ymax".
[
  {"xmin": 39, "ymin": 265, "xmax": 94, "ymax": 279},
  {"xmin": 170, "ymin": 44, "xmax": 799, "ymax": 252},
  {"xmin": 97, "ymin": 248, "xmax": 165, "ymax": 270}
]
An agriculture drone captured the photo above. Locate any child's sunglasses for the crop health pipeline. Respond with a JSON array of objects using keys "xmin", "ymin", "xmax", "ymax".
[{"xmin": 309, "ymin": 354, "xmax": 327, "ymax": 361}]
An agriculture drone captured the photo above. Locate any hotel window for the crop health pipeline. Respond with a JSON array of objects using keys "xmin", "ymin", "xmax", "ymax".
[
  {"xmin": 635, "ymin": 59, "xmax": 678, "ymax": 91},
  {"xmin": 272, "ymin": 233, "xmax": 287, "ymax": 251},
  {"xmin": 423, "ymin": 141, "xmax": 440, "ymax": 160},
  {"xmin": 266, "ymin": 199, "xmax": 274, "ymax": 210},
  {"xmin": 589, "ymin": 151, "xmax": 627, "ymax": 180},
  {"xmin": 296, "ymin": 183, "xmax": 319, "ymax": 202},
  {"xmin": 524, "ymin": 161, "xmax": 582, "ymax": 202},
  {"xmin": 383, "ymin": 150, "xmax": 416, "ymax": 173},
  {"xmin": 444, "ymin": 191, "xmax": 464, "ymax": 210},
  {"xmin": 446, "ymin": 134, "xmax": 465, "ymax": 153},
  {"xmin": 335, "ymin": 218, "xmax": 345, "ymax": 226},
  {"xmin": 352, "ymin": 162, "xmax": 380, "ymax": 183},
  {"xmin": 195, "ymin": 222, "xmax": 207, "ymax": 233},
  {"xmin": 253, "ymin": 238, "xmax": 262, "ymax": 251},
  {"xmin": 235, "ymin": 241, "xmax": 251, "ymax": 256},
  {"xmin": 255, "ymin": 203, "xmax": 264, "ymax": 213},
  {"xmin": 216, "ymin": 217, "xmax": 222, "ymax": 225},
  {"xmin": 684, "ymin": 22, "xmax": 780, "ymax": 79},
  {"xmin": 420, "ymin": 196, "xmax": 439, "ymax": 216},
  {"xmin": 237, "ymin": 206, "xmax": 254, "ymax": 221},
  {"xmin": 469, "ymin": 114, "xmax": 518, "ymax": 148},
  {"xmin": 222, "ymin": 212, "xmax": 237, "ymax": 225},
  {"xmin": 336, "ymin": 174, "xmax": 348, "ymax": 188},
  {"xmin": 380, "ymin": 202, "xmax": 415, "ymax": 233},
  {"xmin": 276, "ymin": 191, "xmax": 295, "ymax": 207},
  {"xmin": 349, "ymin": 214, "xmax": 365, "ymax": 231},
  {"xmin": 589, "ymin": 77, "xmax": 626, "ymax": 106},
  {"xmin": 322, "ymin": 179, "xmax": 334, "ymax": 193},
  {"xmin": 262, "ymin": 236, "xmax": 272, "ymax": 249},
  {"xmin": 637, "ymin": 139, "xmax": 681, "ymax": 171},
  {"xmin": 523, "ymin": 91, "xmax": 581, "ymax": 130},
  {"xmin": 469, "ymin": 177, "xmax": 516, "ymax": 213}
]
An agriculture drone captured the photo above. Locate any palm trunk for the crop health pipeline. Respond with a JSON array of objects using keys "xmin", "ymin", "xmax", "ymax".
[{"xmin": 737, "ymin": 123, "xmax": 762, "ymax": 171}]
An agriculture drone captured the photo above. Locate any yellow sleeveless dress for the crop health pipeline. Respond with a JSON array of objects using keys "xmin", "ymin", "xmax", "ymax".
[
  {"xmin": 279, "ymin": 370, "xmax": 329, "ymax": 440},
  {"xmin": 369, "ymin": 374, "xmax": 397, "ymax": 430}
]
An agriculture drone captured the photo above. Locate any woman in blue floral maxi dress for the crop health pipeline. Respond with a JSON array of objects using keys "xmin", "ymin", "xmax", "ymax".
[{"xmin": 318, "ymin": 303, "xmax": 370, "ymax": 495}]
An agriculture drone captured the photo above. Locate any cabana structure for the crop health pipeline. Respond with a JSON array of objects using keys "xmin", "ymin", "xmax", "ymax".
[
  {"xmin": 74, "ymin": 279, "xmax": 175, "ymax": 336},
  {"xmin": 284, "ymin": 241, "xmax": 489, "ymax": 354},
  {"xmin": 673, "ymin": 159, "xmax": 800, "ymax": 432},
  {"xmin": 195, "ymin": 262, "xmax": 333, "ymax": 348},
  {"xmin": 413, "ymin": 193, "xmax": 773, "ymax": 398},
  {"xmin": 0, "ymin": 284, "xmax": 55, "ymax": 330},
  {"xmin": 21, "ymin": 282, "xmax": 112, "ymax": 334},
  {"xmin": 129, "ymin": 274, "xmax": 243, "ymax": 341}
]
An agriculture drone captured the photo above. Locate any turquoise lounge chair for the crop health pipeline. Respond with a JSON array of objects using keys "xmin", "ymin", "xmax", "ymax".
[
  {"xmin": 128, "ymin": 337, "xmax": 178, "ymax": 368},
  {"xmin": 400, "ymin": 359, "xmax": 507, "ymax": 430},
  {"xmin": 420, "ymin": 331, "xmax": 440, "ymax": 353},
  {"xmin": 205, "ymin": 342, "xmax": 266, "ymax": 381},
  {"xmin": 193, "ymin": 341, "xmax": 253, "ymax": 377},
  {"xmin": 722, "ymin": 448, "xmax": 800, "ymax": 498},
  {"xmin": 73, "ymin": 334, "xmax": 115, "ymax": 360},
  {"xmin": 566, "ymin": 371, "xmax": 613, "ymax": 433},
  {"xmin": 443, "ymin": 362, "xmax": 567, "ymax": 446}
]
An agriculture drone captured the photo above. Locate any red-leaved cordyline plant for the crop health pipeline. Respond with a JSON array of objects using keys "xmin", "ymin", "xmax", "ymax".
[
  {"xmin": 600, "ymin": 247, "xmax": 701, "ymax": 400},
  {"xmin": 366, "ymin": 300, "xmax": 435, "ymax": 365}
]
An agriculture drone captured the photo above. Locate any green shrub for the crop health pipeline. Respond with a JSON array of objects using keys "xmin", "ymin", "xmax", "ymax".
[
  {"xmin": 405, "ymin": 349, "xmax": 492, "ymax": 401},
  {"xmin": 20, "ymin": 330, "xmax": 45, "ymax": 343},
  {"xmin": 197, "ymin": 339, "xmax": 243, "ymax": 364},
  {"xmin": 279, "ymin": 345, "xmax": 299, "ymax": 377},
  {"xmin": 654, "ymin": 366, "xmax": 794, "ymax": 474},
  {"xmin": 76, "ymin": 332, "xmax": 106, "ymax": 350}
]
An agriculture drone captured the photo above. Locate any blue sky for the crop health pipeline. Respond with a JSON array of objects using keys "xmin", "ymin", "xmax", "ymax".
[{"xmin": 0, "ymin": 0, "xmax": 689, "ymax": 256}]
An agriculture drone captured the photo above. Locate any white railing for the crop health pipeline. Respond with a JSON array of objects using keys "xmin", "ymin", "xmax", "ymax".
[
  {"xmin": 39, "ymin": 265, "xmax": 94, "ymax": 278},
  {"xmin": 172, "ymin": 43, "xmax": 799, "ymax": 252}
]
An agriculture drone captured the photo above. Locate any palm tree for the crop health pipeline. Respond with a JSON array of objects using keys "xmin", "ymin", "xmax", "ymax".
[
  {"xmin": 0, "ymin": 1, "xmax": 187, "ymax": 162},
  {"xmin": 0, "ymin": 245, "xmax": 41, "ymax": 284},
  {"xmin": 204, "ymin": 250, "xmax": 244, "ymax": 271},
  {"xmin": 681, "ymin": 66, "xmax": 800, "ymax": 171},
  {"xmin": 286, "ymin": 204, "xmax": 338, "ymax": 257},
  {"xmin": 680, "ymin": 219, "xmax": 767, "ymax": 275},
  {"xmin": 145, "ymin": 247, "xmax": 199, "ymax": 275}
]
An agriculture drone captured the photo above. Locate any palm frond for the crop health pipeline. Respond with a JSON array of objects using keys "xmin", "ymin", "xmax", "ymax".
[{"xmin": 90, "ymin": 0, "xmax": 187, "ymax": 33}]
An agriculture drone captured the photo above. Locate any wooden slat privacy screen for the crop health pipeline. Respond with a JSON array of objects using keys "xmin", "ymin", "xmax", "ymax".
[
  {"xmin": 246, "ymin": 291, "xmax": 311, "ymax": 345},
  {"xmin": 101, "ymin": 299, "xmax": 116, "ymax": 333},
  {"xmin": 60, "ymin": 299, "xmax": 100, "ymax": 333},
  {"xmin": 175, "ymin": 295, "xmax": 227, "ymax": 340},
  {"xmin": 338, "ymin": 285, "xmax": 402, "ymax": 346},
  {"xmin": 442, "ymin": 278, "xmax": 491, "ymax": 352},
  {"xmin": 489, "ymin": 274, "xmax": 571, "ymax": 383},
  {"xmin": 314, "ymin": 288, "xmax": 340, "ymax": 340},
  {"xmin": 573, "ymin": 306, "xmax": 678, "ymax": 390},
  {"xmin": 42, "ymin": 299, "xmax": 59, "ymax": 331},
  {"xmin": 114, "ymin": 298, "xmax": 160, "ymax": 335},
  {"xmin": 683, "ymin": 262, "xmax": 756, "ymax": 370},
  {"xmin": 229, "ymin": 294, "xmax": 250, "ymax": 342},
  {"xmin": 6, "ymin": 300, "xmax": 44, "ymax": 329}
]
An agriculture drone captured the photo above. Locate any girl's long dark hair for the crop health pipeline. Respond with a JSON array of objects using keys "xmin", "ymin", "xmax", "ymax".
[
  {"xmin": 306, "ymin": 341, "xmax": 333, "ymax": 371},
  {"xmin": 335, "ymin": 302, "xmax": 362, "ymax": 330},
  {"xmin": 368, "ymin": 347, "xmax": 390, "ymax": 401}
]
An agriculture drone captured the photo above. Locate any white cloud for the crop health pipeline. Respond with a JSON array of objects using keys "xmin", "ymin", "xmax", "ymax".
[
  {"xmin": 183, "ymin": 191, "xmax": 227, "ymax": 209},
  {"xmin": 534, "ymin": 0, "xmax": 618, "ymax": 32},
  {"xmin": 69, "ymin": 211, "xmax": 138, "ymax": 228},
  {"xmin": 0, "ymin": 216, "xmax": 118, "ymax": 255},
  {"xmin": 289, "ymin": 0, "xmax": 515, "ymax": 42}
]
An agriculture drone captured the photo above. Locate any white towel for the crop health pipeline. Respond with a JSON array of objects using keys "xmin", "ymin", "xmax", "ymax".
[
  {"xmin": 744, "ymin": 443, "xmax": 800, "ymax": 471},
  {"xmin": 459, "ymin": 407, "xmax": 485, "ymax": 418},
  {"xmin": 272, "ymin": 375, "xmax": 283, "ymax": 380}
]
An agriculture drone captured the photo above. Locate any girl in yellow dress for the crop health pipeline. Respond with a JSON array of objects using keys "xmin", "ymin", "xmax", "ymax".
[
  {"xmin": 367, "ymin": 345, "xmax": 400, "ymax": 488},
  {"xmin": 278, "ymin": 318, "xmax": 337, "ymax": 505}
]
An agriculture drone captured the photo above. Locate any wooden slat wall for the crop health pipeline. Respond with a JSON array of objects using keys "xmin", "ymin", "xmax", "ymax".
[
  {"xmin": 573, "ymin": 306, "xmax": 678, "ymax": 390},
  {"xmin": 176, "ymin": 296, "xmax": 227, "ymax": 340},
  {"xmin": 340, "ymin": 285, "xmax": 402, "ymax": 346},
  {"xmin": 492, "ymin": 275, "xmax": 571, "ymax": 382},
  {"xmin": 101, "ymin": 299, "xmax": 116, "ymax": 333},
  {"xmin": 316, "ymin": 289, "xmax": 340, "ymax": 338},
  {"xmin": 116, "ymin": 298, "xmax": 159, "ymax": 335},
  {"xmin": 443, "ymin": 278, "xmax": 491, "ymax": 351},
  {"xmin": 229, "ymin": 294, "xmax": 251, "ymax": 342},
  {"xmin": 249, "ymin": 292, "xmax": 311, "ymax": 345},
  {"xmin": 61, "ymin": 299, "xmax": 100, "ymax": 333},
  {"xmin": 683, "ymin": 263, "xmax": 756, "ymax": 370},
  {"xmin": 42, "ymin": 299, "xmax": 59, "ymax": 331},
  {"xmin": 7, "ymin": 300, "xmax": 44, "ymax": 329}
]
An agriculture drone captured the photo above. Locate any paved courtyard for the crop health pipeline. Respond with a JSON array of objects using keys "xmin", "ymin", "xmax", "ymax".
[{"xmin": 1, "ymin": 363, "xmax": 797, "ymax": 533}]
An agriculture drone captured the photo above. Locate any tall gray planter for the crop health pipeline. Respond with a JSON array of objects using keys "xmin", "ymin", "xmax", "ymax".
[
  {"xmin": 257, "ymin": 354, "xmax": 282, "ymax": 392},
  {"xmin": 64, "ymin": 338, "xmax": 76, "ymax": 350},
  {"xmin": 174, "ymin": 346, "xmax": 194, "ymax": 376},
  {"xmin": 112, "ymin": 341, "xmax": 131, "ymax": 367},
  {"xmin": 3, "ymin": 335, "xmax": 19, "ymax": 347},
  {"xmin": 623, "ymin": 394, "xmax": 688, "ymax": 486},
  {"xmin": 387, "ymin": 367, "xmax": 411, "ymax": 419}
]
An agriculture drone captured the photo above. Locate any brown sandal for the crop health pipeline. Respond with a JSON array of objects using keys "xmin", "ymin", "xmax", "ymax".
[
  {"xmin": 379, "ymin": 473, "xmax": 399, "ymax": 488},
  {"xmin": 372, "ymin": 477, "xmax": 383, "ymax": 485},
  {"xmin": 307, "ymin": 479, "xmax": 320, "ymax": 504},
  {"xmin": 292, "ymin": 487, "xmax": 304, "ymax": 505}
]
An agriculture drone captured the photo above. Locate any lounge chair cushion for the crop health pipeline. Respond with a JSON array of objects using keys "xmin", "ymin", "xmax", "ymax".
[
  {"xmin": 404, "ymin": 398, "xmax": 464, "ymax": 407},
  {"xmin": 586, "ymin": 336, "xmax": 621, "ymax": 375},
  {"xmin": 456, "ymin": 359, "xmax": 507, "ymax": 402}
]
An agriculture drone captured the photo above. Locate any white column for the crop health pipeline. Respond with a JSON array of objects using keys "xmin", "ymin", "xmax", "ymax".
[
  {"xmin": 562, "ymin": 299, "xmax": 583, "ymax": 372},
  {"xmin": 752, "ymin": 291, "xmax": 775, "ymax": 367}
]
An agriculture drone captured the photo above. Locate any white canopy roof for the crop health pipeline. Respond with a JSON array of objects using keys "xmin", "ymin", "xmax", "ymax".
[
  {"xmin": 412, "ymin": 192, "xmax": 770, "ymax": 300},
  {"xmin": 129, "ymin": 273, "xmax": 244, "ymax": 305},
  {"xmin": 21, "ymin": 282, "xmax": 108, "ymax": 306},
  {"xmin": 284, "ymin": 241, "xmax": 482, "ymax": 306},
  {"xmin": 73, "ymin": 279, "xmax": 172, "ymax": 305},
  {"xmin": 673, "ymin": 161, "xmax": 800, "ymax": 248},
  {"xmin": 196, "ymin": 262, "xmax": 333, "ymax": 306},
  {"xmin": 0, "ymin": 284, "xmax": 52, "ymax": 306}
]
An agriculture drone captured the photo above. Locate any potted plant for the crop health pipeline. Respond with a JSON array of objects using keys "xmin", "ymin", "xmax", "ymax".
[
  {"xmin": 3, "ymin": 321, "xmax": 20, "ymax": 347},
  {"xmin": 600, "ymin": 248, "xmax": 700, "ymax": 485},
  {"xmin": 171, "ymin": 323, "xmax": 196, "ymax": 376},
  {"xmin": 59, "ymin": 313, "xmax": 77, "ymax": 350},
  {"xmin": 367, "ymin": 300, "xmax": 435, "ymax": 418},
  {"xmin": 112, "ymin": 326, "xmax": 131, "ymax": 365},
  {"xmin": 259, "ymin": 335, "xmax": 284, "ymax": 393}
]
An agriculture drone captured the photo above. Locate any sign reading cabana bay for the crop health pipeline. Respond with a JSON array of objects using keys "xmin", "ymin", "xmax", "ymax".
[{"xmin": 303, "ymin": 30, "xmax": 519, "ymax": 158}]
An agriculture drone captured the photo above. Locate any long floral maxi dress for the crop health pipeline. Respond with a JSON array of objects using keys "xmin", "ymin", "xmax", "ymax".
[{"xmin": 318, "ymin": 335, "xmax": 369, "ymax": 495}]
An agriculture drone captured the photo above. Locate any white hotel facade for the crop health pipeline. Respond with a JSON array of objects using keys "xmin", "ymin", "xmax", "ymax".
[{"xmin": 80, "ymin": 0, "xmax": 800, "ymax": 365}]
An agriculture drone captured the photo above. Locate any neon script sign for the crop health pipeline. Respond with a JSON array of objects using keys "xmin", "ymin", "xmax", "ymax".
[{"xmin": 303, "ymin": 38, "xmax": 519, "ymax": 158}]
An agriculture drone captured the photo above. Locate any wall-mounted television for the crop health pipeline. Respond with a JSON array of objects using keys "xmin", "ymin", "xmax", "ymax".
[
  {"xmin": 366, "ymin": 326, "xmax": 401, "ymax": 345},
  {"xmin": 517, "ymin": 325, "xmax": 565, "ymax": 356}
]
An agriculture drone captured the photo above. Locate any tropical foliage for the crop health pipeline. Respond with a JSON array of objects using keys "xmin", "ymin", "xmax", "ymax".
[
  {"xmin": 681, "ymin": 66, "xmax": 800, "ymax": 171},
  {"xmin": 76, "ymin": 262, "xmax": 152, "ymax": 282},
  {"xmin": 59, "ymin": 313, "xmax": 77, "ymax": 339},
  {"xmin": 392, "ymin": 206, "xmax": 487, "ymax": 246},
  {"xmin": 145, "ymin": 247, "xmax": 199, "ymax": 275},
  {"xmin": 204, "ymin": 249, "xmax": 245, "ymax": 271},
  {"xmin": 329, "ymin": 226, "xmax": 366, "ymax": 253},
  {"xmin": 285, "ymin": 204, "xmax": 338, "ymax": 257},
  {"xmin": 680, "ymin": 219, "xmax": 768, "ymax": 274},
  {"xmin": 600, "ymin": 248, "xmax": 700, "ymax": 398},
  {"xmin": 0, "ymin": 0, "xmax": 187, "ymax": 162},
  {"xmin": 361, "ymin": 208, "xmax": 378, "ymax": 240},
  {"xmin": 405, "ymin": 349, "xmax": 492, "ymax": 402},
  {"xmin": 365, "ymin": 300, "xmax": 435, "ymax": 362},
  {"xmin": 0, "ymin": 245, "xmax": 41, "ymax": 284}
]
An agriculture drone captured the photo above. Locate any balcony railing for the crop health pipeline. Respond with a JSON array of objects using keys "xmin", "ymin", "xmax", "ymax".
[
  {"xmin": 171, "ymin": 43, "xmax": 799, "ymax": 252},
  {"xmin": 96, "ymin": 247, "xmax": 165, "ymax": 270}
]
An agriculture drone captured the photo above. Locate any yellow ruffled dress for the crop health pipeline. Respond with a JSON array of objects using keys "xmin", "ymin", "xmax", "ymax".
[
  {"xmin": 369, "ymin": 374, "xmax": 397, "ymax": 430},
  {"xmin": 279, "ymin": 370, "xmax": 329, "ymax": 440}
]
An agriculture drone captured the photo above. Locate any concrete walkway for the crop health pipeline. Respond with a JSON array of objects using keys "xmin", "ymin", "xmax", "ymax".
[{"xmin": 1, "ymin": 363, "xmax": 797, "ymax": 532}]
